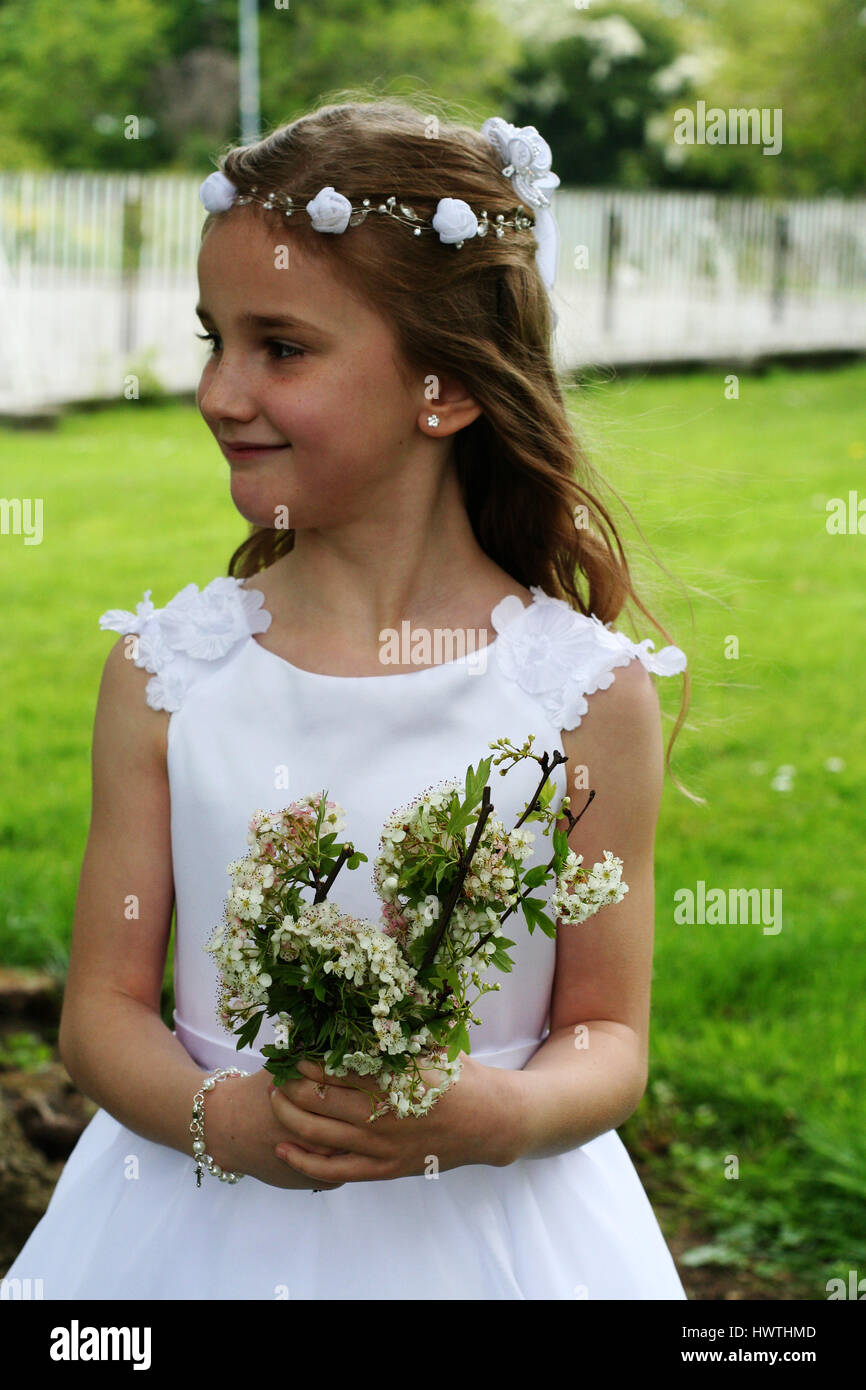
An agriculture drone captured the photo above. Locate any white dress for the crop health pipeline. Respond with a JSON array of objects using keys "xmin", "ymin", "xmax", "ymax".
[{"xmin": 6, "ymin": 575, "xmax": 689, "ymax": 1300}]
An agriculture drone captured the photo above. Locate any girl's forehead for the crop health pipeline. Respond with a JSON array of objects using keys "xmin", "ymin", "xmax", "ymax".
[
  {"xmin": 198, "ymin": 207, "xmax": 397, "ymax": 343},
  {"xmin": 198, "ymin": 218, "xmax": 361, "ymax": 316},
  {"xmin": 197, "ymin": 228, "xmax": 395, "ymax": 346},
  {"xmin": 200, "ymin": 210, "xmax": 318, "ymax": 272}
]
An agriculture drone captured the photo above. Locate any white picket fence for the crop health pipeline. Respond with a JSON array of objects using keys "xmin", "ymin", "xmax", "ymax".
[{"xmin": 0, "ymin": 172, "xmax": 864, "ymax": 412}]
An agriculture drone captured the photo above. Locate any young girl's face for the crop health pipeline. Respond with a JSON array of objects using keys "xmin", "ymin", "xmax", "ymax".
[{"xmin": 195, "ymin": 208, "xmax": 426, "ymax": 532}]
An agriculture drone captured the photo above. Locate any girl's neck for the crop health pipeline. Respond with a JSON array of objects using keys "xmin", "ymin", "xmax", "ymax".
[
  {"xmin": 244, "ymin": 517, "xmax": 531, "ymax": 676},
  {"xmin": 262, "ymin": 531, "xmax": 524, "ymax": 638}
]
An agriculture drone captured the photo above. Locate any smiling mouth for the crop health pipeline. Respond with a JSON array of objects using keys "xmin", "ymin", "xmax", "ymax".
[{"xmin": 220, "ymin": 441, "xmax": 290, "ymax": 455}]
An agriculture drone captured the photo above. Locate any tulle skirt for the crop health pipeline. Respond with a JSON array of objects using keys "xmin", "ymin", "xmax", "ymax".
[{"xmin": 6, "ymin": 1033, "xmax": 687, "ymax": 1300}]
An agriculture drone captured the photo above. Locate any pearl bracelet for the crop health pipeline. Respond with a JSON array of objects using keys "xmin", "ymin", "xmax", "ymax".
[{"xmin": 190, "ymin": 1066, "xmax": 249, "ymax": 1187}]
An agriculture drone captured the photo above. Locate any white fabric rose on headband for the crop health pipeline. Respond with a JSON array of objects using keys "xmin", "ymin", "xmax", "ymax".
[
  {"xmin": 481, "ymin": 118, "xmax": 559, "ymax": 209},
  {"xmin": 306, "ymin": 186, "xmax": 353, "ymax": 234},
  {"xmin": 431, "ymin": 198, "xmax": 479, "ymax": 246},
  {"xmin": 199, "ymin": 170, "xmax": 238, "ymax": 213},
  {"xmin": 481, "ymin": 117, "xmax": 560, "ymax": 294}
]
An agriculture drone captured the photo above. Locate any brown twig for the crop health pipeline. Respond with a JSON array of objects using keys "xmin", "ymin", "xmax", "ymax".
[
  {"xmin": 313, "ymin": 843, "xmax": 355, "ymax": 903},
  {"xmin": 513, "ymin": 749, "xmax": 569, "ymax": 828},
  {"xmin": 419, "ymin": 785, "xmax": 494, "ymax": 971},
  {"xmin": 473, "ymin": 788, "xmax": 597, "ymax": 954}
]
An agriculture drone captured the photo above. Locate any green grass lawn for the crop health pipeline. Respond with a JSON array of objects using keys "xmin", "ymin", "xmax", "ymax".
[
  {"xmin": 572, "ymin": 362, "xmax": 866, "ymax": 1298},
  {"xmin": 1, "ymin": 362, "xmax": 864, "ymax": 1298}
]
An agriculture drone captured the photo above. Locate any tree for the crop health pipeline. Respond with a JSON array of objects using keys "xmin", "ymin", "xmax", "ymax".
[
  {"xmin": 255, "ymin": 0, "xmax": 519, "ymax": 136},
  {"xmin": 503, "ymin": 4, "xmax": 685, "ymax": 190},
  {"xmin": 0, "ymin": 0, "xmax": 171, "ymax": 169},
  {"xmin": 0, "ymin": 0, "xmax": 521, "ymax": 172},
  {"xmin": 650, "ymin": 0, "xmax": 866, "ymax": 195}
]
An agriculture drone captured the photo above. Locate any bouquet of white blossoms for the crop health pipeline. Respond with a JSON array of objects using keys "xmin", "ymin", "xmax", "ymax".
[{"xmin": 205, "ymin": 735, "xmax": 628, "ymax": 1122}]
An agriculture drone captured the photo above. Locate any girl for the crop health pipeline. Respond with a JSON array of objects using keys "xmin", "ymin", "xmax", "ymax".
[{"xmin": 7, "ymin": 98, "xmax": 690, "ymax": 1299}]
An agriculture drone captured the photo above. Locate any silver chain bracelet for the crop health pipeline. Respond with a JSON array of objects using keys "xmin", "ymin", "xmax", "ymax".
[{"xmin": 190, "ymin": 1066, "xmax": 249, "ymax": 1187}]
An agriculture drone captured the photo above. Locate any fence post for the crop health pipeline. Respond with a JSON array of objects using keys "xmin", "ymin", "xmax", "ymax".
[
  {"xmin": 604, "ymin": 205, "xmax": 621, "ymax": 333},
  {"xmin": 120, "ymin": 176, "xmax": 143, "ymax": 355},
  {"xmin": 771, "ymin": 209, "xmax": 789, "ymax": 323}
]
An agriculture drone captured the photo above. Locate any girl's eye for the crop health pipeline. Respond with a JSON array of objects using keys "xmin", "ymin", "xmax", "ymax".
[
  {"xmin": 268, "ymin": 341, "xmax": 305, "ymax": 361},
  {"xmin": 195, "ymin": 332, "xmax": 304, "ymax": 361}
]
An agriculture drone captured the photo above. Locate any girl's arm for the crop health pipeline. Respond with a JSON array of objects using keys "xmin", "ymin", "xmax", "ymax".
[
  {"xmin": 58, "ymin": 637, "xmax": 344, "ymax": 1191},
  {"xmin": 510, "ymin": 656, "xmax": 665, "ymax": 1159}
]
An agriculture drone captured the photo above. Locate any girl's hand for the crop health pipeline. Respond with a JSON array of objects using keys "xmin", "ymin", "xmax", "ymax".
[
  {"xmin": 268, "ymin": 1054, "xmax": 524, "ymax": 1184},
  {"xmin": 205, "ymin": 1069, "xmax": 348, "ymax": 1191}
]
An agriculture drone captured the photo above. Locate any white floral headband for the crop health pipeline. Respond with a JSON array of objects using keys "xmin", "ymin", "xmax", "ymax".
[{"xmin": 198, "ymin": 116, "xmax": 561, "ymax": 296}]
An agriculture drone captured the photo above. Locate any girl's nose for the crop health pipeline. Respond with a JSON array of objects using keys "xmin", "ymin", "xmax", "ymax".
[{"xmin": 199, "ymin": 356, "xmax": 260, "ymax": 420}]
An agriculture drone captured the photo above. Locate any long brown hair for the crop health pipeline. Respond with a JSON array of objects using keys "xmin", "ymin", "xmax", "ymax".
[{"xmin": 201, "ymin": 95, "xmax": 694, "ymax": 795}]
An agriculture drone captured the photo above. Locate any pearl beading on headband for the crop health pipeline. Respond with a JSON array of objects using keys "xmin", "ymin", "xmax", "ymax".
[
  {"xmin": 201, "ymin": 178, "xmax": 534, "ymax": 251},
  {"xmin": 243, "ymin": 189, "xmax": 535, "ymax": 248}
]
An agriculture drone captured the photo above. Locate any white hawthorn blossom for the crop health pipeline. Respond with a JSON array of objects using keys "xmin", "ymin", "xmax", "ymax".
[{"xmin": 206, "ymin": 762, "xmax": 628, "ymax": 1118}]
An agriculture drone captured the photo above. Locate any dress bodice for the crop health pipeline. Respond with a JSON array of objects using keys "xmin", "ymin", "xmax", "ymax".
[{"xmin": 98, "ymin": 575, "xmax": 686, "ymax": 1074}]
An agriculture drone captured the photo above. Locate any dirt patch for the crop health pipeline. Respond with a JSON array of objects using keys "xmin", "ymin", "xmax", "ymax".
[
  {"xmin": 642, "ymin": 1199, "xmax": 813, "ymax": 1301},
  {"xmin": 0, "ymin": 968, "xmax": 99, "ymax": 1273}
]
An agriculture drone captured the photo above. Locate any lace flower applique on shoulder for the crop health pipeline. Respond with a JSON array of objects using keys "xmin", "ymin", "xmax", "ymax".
[
  {"xmin": 98, "ymin": 576, "xmax": 271, "ymax": 713},
  {"xmin": 491, "ymin": 585, "xmax": 686, "ymax": 731}
]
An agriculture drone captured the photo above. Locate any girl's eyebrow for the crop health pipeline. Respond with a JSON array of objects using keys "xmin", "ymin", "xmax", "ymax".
[{"xmin": 195, "ymin": 305, "xmax": 331, "ymax": 337}]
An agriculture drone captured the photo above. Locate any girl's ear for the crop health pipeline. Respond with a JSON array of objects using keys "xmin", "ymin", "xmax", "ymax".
[{"xmin": 418, "ymin": 373, "xmax": 483, "ymax": 435}]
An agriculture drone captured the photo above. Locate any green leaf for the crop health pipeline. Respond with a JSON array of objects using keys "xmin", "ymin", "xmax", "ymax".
[
  {"xmin": 552, "ymin": 827, "xmax": 569, "ymax": 857},
  {"xmin": 521, "ymin": 864, "xmax": 549, "ymax": 889},
  {"xmin": 434, "ymin": 860, "xmax": 454, "ymax": 890},
  {"xmin": 534, "ymin": 911, "xmax": 557, "ymax": 938},
  {"xmin": 265, "ymin": 1057, "xmax": 303, "ymax": 1084},
  {"xmin": 461, "ymin": 755, "xmax": 492, "ymax": 815},
  {"xmin": 538, "ymin": 779, "xmax": 556, "ymax": 807},
  {"xmin": 489, "ymin": 939, "xmax": 516, "ymax": 971},
  {"xmin": 234, "ymin": 1011, "xmax": 264, "ymax": 1049},
  {"xmin": 447, "ymin": 805, "xmax": 475, "ymax": 837},
  {"xmin": 521, "ymin": 897, "xmax": 557, "ymax": 938},
  {"xmin": 521, "ymin": 895, "xmax": 546, "ymax": 926},
  {"xmin": 446, "ymin": 1019, "xmax": 471, "ymax": 1062}
]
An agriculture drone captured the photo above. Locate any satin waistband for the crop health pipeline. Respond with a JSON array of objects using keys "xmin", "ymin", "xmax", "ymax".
[{"xmin": 173, "ymin": 1012, "xmax": 547, "ymax": 1075}]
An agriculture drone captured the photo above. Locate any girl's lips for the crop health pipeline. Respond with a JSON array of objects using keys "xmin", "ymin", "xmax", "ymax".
[{"xmin": 220, "ymin": 442, "xmax": 290, "ymax": 458}]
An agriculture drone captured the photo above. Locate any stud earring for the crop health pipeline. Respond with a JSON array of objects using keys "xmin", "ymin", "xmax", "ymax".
[{"xmin": 427, "ymin": 414, "xmax": 439, "ymax": 427}]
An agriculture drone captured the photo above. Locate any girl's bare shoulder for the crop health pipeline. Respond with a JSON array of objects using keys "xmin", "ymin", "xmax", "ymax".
[{"xmin": 97, "ymin": 636, "xmax": 169, "ymax": 770}]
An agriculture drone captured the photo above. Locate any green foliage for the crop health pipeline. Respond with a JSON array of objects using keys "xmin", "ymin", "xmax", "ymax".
[
  {"xmin": 487, "ymin": 935, "xmax": 516, "ymax": 972},
  {"xmin": 0, "ymin": 1030, "xmax": 54, "ymax": 1069},
  {"xmin": 0, "ymin": 0, "xmax": 858, "ymax": 194},
  {"xmin": 0, "ymin": 0, "xmax": 172, "ymax": 170},
  {"xmin": 507, "ymin": 2, "xmax": 683, "ymax": 189},
  {"xmin": 0, "ymin": 0, "xmax": 518, "ymax": 172},
  {"xmin": 446, "ymin": 1018, "xmax": 471, "ymax": 1062},
  {"xmin": 520, "ymin": 896, "xmax": 556, "ymax": 938},
  {"xmin": 623, "ymin": 1076, "xmax": 865, "ymax": 1294},
  {"xmin": 125, "ymin": 350, "xmax": 169, "ymax": 404},
  {"xmin": 650, "ymin": 0, "xmax": 866, "ymax": 195}
]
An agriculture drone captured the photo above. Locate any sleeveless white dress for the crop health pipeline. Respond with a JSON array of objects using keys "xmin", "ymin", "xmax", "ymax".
[{"xmin": 6, "ymin": 574, "xmax": 688, "ymax": 1300}]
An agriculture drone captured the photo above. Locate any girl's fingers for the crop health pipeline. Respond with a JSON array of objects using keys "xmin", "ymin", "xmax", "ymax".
[
  {"xmin": 281, "ymin": 1143, "xmax": 349, "ymax": 1157},
  {"xmin": 269, "ymin": 1087, "xmax": 376, "ymax": 1155}
]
